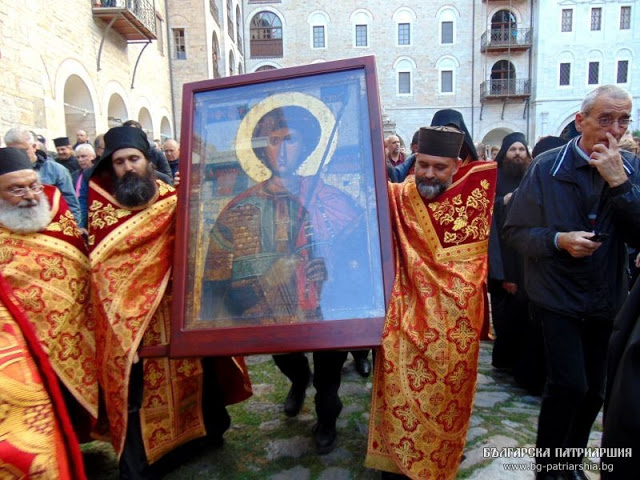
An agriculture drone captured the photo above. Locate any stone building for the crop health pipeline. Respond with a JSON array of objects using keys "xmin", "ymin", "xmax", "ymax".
[
  {"xmin": 166, "ymin": 0, "xmax": 244, "ymax": 137},
  {"xmin": 531, "ymin": 0, "xmax": 639, "ymax": 143},
  {"xmin": 0, "ymin": 0, "xmax": 174, "ymax": 145}
]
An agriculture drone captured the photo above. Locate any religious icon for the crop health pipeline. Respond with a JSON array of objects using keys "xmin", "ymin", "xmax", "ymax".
[{"xmin": 171, "ymin": 56, "xmax": 393, "ymax": 356}]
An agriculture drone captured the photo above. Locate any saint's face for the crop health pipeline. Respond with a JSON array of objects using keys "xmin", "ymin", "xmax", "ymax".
[{"xmin": 264, "ymin": 127, "xmax": 304, "ymax": 177}]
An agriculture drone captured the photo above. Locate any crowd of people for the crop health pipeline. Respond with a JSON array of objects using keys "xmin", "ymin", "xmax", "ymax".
[{"xmin": 1, "ymin": 83, "xmax": 639, "ymax": 480}]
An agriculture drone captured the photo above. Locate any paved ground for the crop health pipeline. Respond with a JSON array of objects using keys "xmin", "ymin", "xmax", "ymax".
[{"xmin": 82, "ymin": 341, "xmax": 603, "ymax": 479}]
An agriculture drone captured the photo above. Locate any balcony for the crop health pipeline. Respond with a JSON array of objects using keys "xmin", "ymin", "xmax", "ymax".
[
  {"xmin": 250, "ymin": 39, "xmax": 283, "ymax": 58},
  {"xmin": 481, "ymin": 28, "xmax": 532, "ymax": 52},
  {"xmin": 480, "ymin": 79, "xmax": 531, "ymax": 101},
  {"xmin": 92, "ymin": 0, "xmax": 156, "ymax": 42}
]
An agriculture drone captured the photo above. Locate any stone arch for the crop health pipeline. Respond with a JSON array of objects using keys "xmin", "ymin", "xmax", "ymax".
[
  {"xmin": 107, "ymin": 93, "xmax": 128, "ymax": 130},
  {"xmin": 480, "ymin": 126, "xmax": 516, "ymax": 148},
  {"xmin": 54, "ymin": 59, "xmax": 99, "ymax": 139},
  {"xmin": 137, "ymin": 107, "xmax": 154, "ymax": 139},
  {"xmin": 160, "ymin": 116, "xmax": 172, "ymax": 141},
  {"xmin": 63, "ymin": 75, "xmax": 97, "ymax": 142}
]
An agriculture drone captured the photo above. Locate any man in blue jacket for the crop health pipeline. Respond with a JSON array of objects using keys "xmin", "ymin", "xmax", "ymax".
[{"xmin": 503, "ymin": 85, "xmax": 640, "ymax": 480}]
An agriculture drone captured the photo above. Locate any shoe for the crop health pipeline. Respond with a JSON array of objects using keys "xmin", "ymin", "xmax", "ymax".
[
  {"xmin": 355, "ymin": 357, "xmax": 371, "ymax": 377},
  {"xmin": 284, "ymin": 382, "xmax": 307, "ymax": 417},
  {"xmin": 312, "ymin": 421, "xmax": 337, "ymax": 455}
]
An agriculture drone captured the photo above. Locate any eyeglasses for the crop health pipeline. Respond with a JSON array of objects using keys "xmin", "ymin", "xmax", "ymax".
[
  {"xmin": 5, "ymin": 183, "xmax": 44, "ymax": 197},
  {"xmin": 594, "ymin": 116, "xmax": 632, "ymax": 128}
]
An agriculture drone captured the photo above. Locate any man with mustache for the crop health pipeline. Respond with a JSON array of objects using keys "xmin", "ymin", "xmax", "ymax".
[
  {"xmin": 87, "ymin": 126, "xmax": 252, "ymax": 479},
  {"xmin": 504, "ymin": 85, "xmax": 640, "ymax": 480},
  {"xmin": 0, "ymin": 147, "xmax": 95, "ymax": 479},
  {"xmin": 366, "ymin": 126, "xmax": 497, "ymax": 479},
  {"xmin": 487, "ymin": 132, "xmax": 538, "ymax": 385}
]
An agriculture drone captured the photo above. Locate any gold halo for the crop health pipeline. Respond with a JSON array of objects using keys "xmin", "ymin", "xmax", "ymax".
[{"xmin": 235, "ymin": 92, "xmax": 338, "ymax": 182}]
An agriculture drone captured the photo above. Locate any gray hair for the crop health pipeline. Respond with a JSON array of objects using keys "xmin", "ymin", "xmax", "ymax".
[
  {"xmin": 580, "ymin": 85, "xmax": 632, "ymax": 114},
  {"xmin": 75, "ymin": 143, "xmax": 96, "ymax": 156},
  {"xmin": 4, "ymin": 127, "xmax": 35, "ymax": 146}
]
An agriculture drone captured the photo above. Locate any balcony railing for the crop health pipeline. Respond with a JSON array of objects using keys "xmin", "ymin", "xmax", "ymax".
[
  {"xmin": 481, "ymin": 28, "xmax": 532, "ymax": 52},
  {"xmin": 250, "ymin": 39, "xmax": 283, "ymax": 58},
  {"xmin": 480, "ymin": 79, "xmax": 531, "ymax": 101},
  {"xmin": 92, "ymin": 0, "xmax": 156, "ymax": 41}
]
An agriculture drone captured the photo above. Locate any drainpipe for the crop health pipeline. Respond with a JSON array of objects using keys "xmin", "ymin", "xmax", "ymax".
[
  {"xmin": 471, "ymin": 0, "xmax": 476, "ymax": 140},
  {"xmin": 527, "ymin": 0, "xmax": 533, "ymax": 143}
]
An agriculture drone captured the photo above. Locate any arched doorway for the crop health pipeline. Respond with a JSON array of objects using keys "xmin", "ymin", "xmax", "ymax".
[
  {"xmin": 491, "ymin": 9, "xmax": 516, "ymax": 42},
  {"xmin": 482, "ymin": 127, "xmax": 513, "ymax": 155},
  {"xmin": 63, "ymin": 75, "xmax": 96, "ymax": 141},
  {"xmin": 250, "ymin": 11, "xmax": 283, "ymax": 58},
  {"xmin": 138, "ymin": 108, "xmax": 153, "ymax": 139},
  {"xmin": 160, "ymin": 117, "xmax": 172, "ymax": 141},
  {"xmin": 107, "ymin": 93, "xmax": 128, "ymax": 130},
  {"xmin": 491, "ymin": 60, "xmax": 516, "ymax": 95}
]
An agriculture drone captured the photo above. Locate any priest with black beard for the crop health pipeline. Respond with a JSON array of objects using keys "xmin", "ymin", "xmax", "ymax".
[
  {"xmin": 86, "ymin": 127, "xmax": 252, "ymax": 479},
  {"xmin": 487, "ymin": 133, "xmax": 544, "ymax": 392}
]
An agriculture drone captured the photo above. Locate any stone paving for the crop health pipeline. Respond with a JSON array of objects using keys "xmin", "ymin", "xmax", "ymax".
[{"xmin": 83, "ymin": 341, "xmax": 603, "ymax": 479}]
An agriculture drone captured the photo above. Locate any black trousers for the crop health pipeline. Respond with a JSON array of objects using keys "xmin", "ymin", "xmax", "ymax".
[
  {"xmin": 273, "ymin": 350, "xmax": 347, "ymax": 422},
  {"xmin": 534, "ymin": 305, "xmax": 611, "ymax": 470},
  {"xmin": 119, "ymin": 359, "xmax": 230, "ymax": 480}
]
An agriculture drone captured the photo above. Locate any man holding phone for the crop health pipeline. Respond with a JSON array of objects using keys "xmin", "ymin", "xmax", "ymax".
[{"xmin": 503, "ymin": 85, "xmax": 640, "ymax": 480}]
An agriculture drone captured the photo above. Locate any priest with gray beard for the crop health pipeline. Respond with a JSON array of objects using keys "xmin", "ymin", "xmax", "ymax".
[
  {"xmin": 0, "ymin": 148, "xmax": 53, "ymax": 233},
  {"xmin": 0, "ymin": 147, "xmax": 98, "ymax": 477}
]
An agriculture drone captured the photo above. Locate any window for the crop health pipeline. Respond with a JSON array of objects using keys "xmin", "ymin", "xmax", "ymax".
[
  {"xmin": 559, "ymin": 63, "xmax": 571, "ymax": 86},
  {"xmin": 355, "ymin": 24, "xmax": 368, "ymax": 47},
  {"xmin": 620, "ymin": 6, "xmax": 631, "ymax": 29},
  {"xmin": 441, "ymin": 21, "xmax": 453, "ymax": 44},
  {"xmin": 212, "ymin": 32, "xmax": 220, "ymax": 78},
  {"xmin": 227, "ymin": 0, "xmax": 234, "ymax": 39},
  {"xmin": 617, "ymin": 60, "xmax": 629, "ymax": 83},
  {"xmin": 155, "ymin": 14, "xmax": 164, "ymax": 55},
  {"xmin": 591, "ymin": 8, "xmax": 602, "ymax": 31},
  {"xmin": 398, "ymin": 72, "xmax": 411, "ymax": 94},
  {"xmin": 229, "ymin": 50, "xmax": 235, "ymax": 75},
  {"xmin": 210, "ymin": 0, "xmax": 219, "ymax": 25},
  {"xmin": 236, "ymin": 6, "xmax": 242, "ymax": 49},
  {"xmin": 313, "ymin": 26, "xmax": 325, "ymax": 48},
  {"xmin": 588, "ymin": 61, "xmax": 599, "ymax": 85},
  {"xmin": 398, "ymin": 23, "xmax": 410, "ymax": 45},
  {"xmin": 441, "ymin": 70, "xmax": 453, "ymax": 93},
  {"xmin": 250, "ymin": 11, "xmax": 283, "ymax": 58},
  {"xmin": 173, "ymin": 28, "xmax": 186, "ymax": 59},
  {"xmin": 561, "ymin": 9, "xmax": 573, "ymax": 32}
]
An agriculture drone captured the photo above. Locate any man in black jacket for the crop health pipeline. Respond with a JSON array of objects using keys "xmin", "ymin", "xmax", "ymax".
[{"xmin": 503, "ymin": 85, "xmax": 640, "ymax": 480}]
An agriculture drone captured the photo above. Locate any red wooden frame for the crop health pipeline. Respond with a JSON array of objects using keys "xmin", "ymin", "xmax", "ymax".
[{"xmin": 169, "ymin": 56, "xmax": 393, "ymax": 357}]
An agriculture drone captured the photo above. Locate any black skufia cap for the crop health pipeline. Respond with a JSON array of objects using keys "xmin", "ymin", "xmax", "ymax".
[
  {"xmin": 0, "ymin": 147, "xmax": 33, "ymax": 175},
  {"xmin": 53, "ymin": 137, "xmax": 71, "ymax": 147},
  {"xmin": 417, "ymin": 126, "xmax": 464, "ymax": 158}
]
